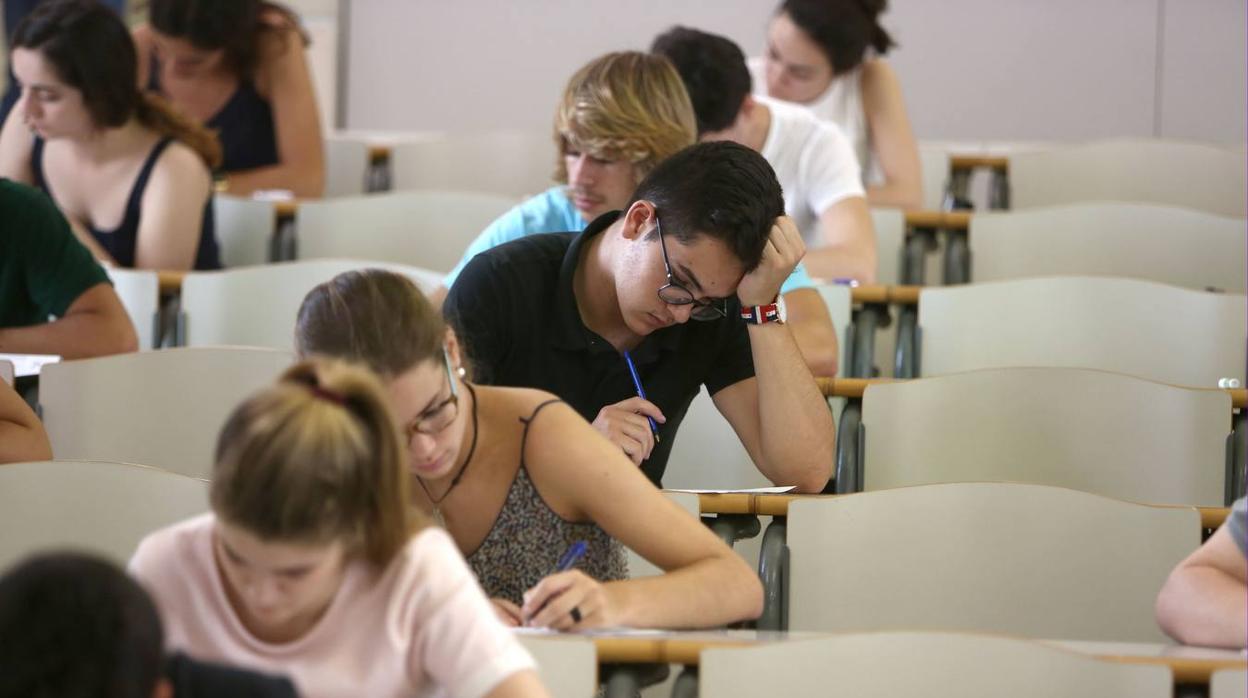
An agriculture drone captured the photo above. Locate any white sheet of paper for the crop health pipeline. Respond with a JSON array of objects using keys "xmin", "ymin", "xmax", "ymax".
[
  {"xmin": 665, "ymin": 486, "xmax": 797, "ymax": 494},
  {"xmin": 0, "ymin": 353, "xmax": 61, "ymax": 377}
]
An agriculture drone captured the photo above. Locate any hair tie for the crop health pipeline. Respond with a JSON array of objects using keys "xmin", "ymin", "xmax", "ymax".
[{"xmin": 308, "ymin": 384, "xmax": 347, "ymax": 406}]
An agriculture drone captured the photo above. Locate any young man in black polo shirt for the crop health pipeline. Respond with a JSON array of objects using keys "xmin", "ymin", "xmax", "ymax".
[{"xmin": 445, "ymin": 141, "xmax": 834, "ymax": 492}]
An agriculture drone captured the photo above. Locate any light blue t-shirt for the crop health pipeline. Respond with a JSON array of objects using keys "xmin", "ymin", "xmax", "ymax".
[{"xmin": 444, "ymin": 185, "xmax": 816, "ymax": 295}]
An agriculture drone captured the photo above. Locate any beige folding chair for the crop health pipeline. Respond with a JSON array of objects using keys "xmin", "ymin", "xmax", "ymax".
[
  {"xmin": 1212, "ymin": 669, "xmax": 1248, "ymax": 698},
  {"xmin": 787, "ymin": 483, "xmax": 1199, "ymax": 641},
  {"xmin": 39, "ymin": 347, "xmax": 293, "ymax": 479},
  {"xmin": 918, "ymin": 145, "xmax": 951, "ymax": 210},
  {"xmin": 917, "ymin": 276, "xmax": 1247, "ymax": 387},
  {"xmin": 970, "ymin": 202, "xmax": 1247, "ymax": 292},
  {"xmin": 699, "ymin": 631, "xmax": 1170, "ymax": 698},
  {"xmin": 213, "ymin": 194, "xmax": 279, "ymax": 267},
  {"xmin": 1009, "ymin": 139, "xmax": 1247, "ymax": 217},
  {"xmin": 389, "ymin": 131, "xmax": 555, "ymax": 197},
  {"xmin": 870, "ymin": 208, "xmax": 905, "ymax": 287},
  {"xmin": 104, "ymin": 267, "xmax": 159, "ymax": 350},
  {"xmin": 294, "ymin": 190, "xmax": 518, "ymax": 273},
  {"xmin": 516, "ymin": 635, "xmax": 597, "ymax": 698},
  {"xmin": 179, "ymin": 259, "xmax": 443, "ymax": 349},
  {"xmin": 860, "ymin": 367, "xmax": 1231, "ymax": 506},
  {"xmin": 323, "ymin": 137, "xmax": 370, "ymax": 197},
  {"xmin": 0, "ymin": 460, "xmax": 209, "ymax": 569}
]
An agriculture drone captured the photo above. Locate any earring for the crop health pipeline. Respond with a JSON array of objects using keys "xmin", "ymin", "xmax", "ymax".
[{"xmin": 457, "ymin": 366, "xmax": 466, "ymax": 378}]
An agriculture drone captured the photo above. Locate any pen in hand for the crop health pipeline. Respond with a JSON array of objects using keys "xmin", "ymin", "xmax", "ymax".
[
  {"xmin": 524, "ymin": 540, "xmax": 588, "ymax": 627},
  {"xmin": 622, "ymin": 351, "xmax": 661, "ymax": 444}
]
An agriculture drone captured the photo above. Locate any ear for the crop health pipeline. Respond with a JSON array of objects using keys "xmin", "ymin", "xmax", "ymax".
[
  {"xmin": 444, "ymin": 327, "xmax": 463, "ymax": 370},
  {"xmin": 152, "ymin": 678, "xmax": 174, "ymax": 698},
  {"xmin": 737, "ymin": 95, "xmax": 756, "ymax": 122},
  {"xmin": 620, "ymin": 200, "xmax": 656, "ymax": 241}
]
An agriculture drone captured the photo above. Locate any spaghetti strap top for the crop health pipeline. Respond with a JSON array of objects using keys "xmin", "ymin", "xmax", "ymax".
[
  {"xmin": 31, "ymin": 137, "xmax": 222, "ymax": 270},
  {"xmin": 146, "ymin": 55, "xmax": 279, "ymax": 174},
  {"xmin": 466, "ymin": 399, "xmax": 629, "ymax": 604}
]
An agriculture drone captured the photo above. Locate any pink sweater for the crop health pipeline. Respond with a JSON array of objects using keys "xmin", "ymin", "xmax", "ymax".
[{"xmin": 130, "ymin": 514, "xmax": 534, "ymax": 698}]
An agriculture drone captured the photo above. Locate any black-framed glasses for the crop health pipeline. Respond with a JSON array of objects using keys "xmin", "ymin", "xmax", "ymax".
[
  {"xmin": 654, "ymin": 216, "xmax": 728, "ymax": 321},
  {"xmin": 404, "ymin": 347, "xmax": 460, "ymax": 438}
]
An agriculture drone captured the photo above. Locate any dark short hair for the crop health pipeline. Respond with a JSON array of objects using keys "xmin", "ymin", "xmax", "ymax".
[
  {"xmin": 650, "ymin": 26, "xmax": 751, "ymax": 136},
  {"xmin": 12, "ymin": 0, "xmax": 139, "ymax": 129},
  {"xmin": 149, "ymin": 0, "xmax": 303, "ymax": 77},
  {"xmin": 779, "ymin": 0, "xmax": 896, "ymax": 73},
  {"xmin": 629, "ymin": 141, "xmax": 783, "ymax": 273},
  {"xmin": 0, "ymin": 552, "xmax": 164, "ymax": 698}
]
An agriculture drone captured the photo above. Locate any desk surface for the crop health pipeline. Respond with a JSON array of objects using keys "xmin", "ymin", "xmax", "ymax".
[
  {"xmin": 530, "ymin": 629, "xmax": 1246, "ymax": 683},
  {"xmin": 689, "ymin": 492, "xmax": 1231, "ymax": 530}
]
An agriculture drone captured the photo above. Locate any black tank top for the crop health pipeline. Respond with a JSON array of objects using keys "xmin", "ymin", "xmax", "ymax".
[
  {"xmin": 31, "ymin": 137, "xmax": 222, "ymax": 270},
  {"xmin": 147, "ymin": 55, "xmax": 279, "ymax": 174}
]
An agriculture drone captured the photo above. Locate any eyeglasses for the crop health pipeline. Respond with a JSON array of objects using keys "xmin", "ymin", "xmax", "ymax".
[
  {"xmin": 403, "ymin": 348, "xmax": 460, "ymax": 438},
  {"xmin": 654, "ymin": 216, "xmax": 728, "ymax": 321}
]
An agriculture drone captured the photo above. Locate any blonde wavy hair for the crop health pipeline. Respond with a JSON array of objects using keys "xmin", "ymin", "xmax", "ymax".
[{"xmin": 553, "ymin": 51, "xmax": 697, "ymax": 185}]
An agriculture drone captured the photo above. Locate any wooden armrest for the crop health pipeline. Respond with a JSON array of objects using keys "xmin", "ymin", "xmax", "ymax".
[
  {"xmin": 950, "ymin": 155, "xmax": 1009, "ymax": 172},
  {"xmin": 157, "ymin": 270, "xmax": 186, "ymax": 295}
]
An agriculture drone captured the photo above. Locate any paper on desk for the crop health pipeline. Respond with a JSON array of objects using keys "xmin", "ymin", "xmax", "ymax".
[
  {"xmin": 0, "ymin": 353, "xmax": 61, "ymax": 377},
  {"xmin": 666, "ymin": 486, "xmax": 797, "ymax": 494}
]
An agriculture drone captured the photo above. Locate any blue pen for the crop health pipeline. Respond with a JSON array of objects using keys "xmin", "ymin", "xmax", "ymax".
[
  {"xmin": 555, "ymin": 540, "xmax": 588, "ymax": 572},
  {"xmin": 622, "ymin": 351, "xmax": 661, "ymax": 444}
]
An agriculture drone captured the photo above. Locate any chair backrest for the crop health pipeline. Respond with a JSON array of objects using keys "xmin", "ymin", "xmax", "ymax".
[
  {"xmin": 39, "ymin": 347, "xmax": 293, "ymax": 479},
  {"xmin": 699, "ymin": 632, "xmax": 1170, "ymax": 698},
  {"xmin": 323, "ymin": 137, "xmax": 370, "ymax": 197},
  {"xmin": 294, "ymin": 190, "xmax": 519, "ymax": 272},
  {"xmin": 870, "ymin": 208, "xmax": 905, "ymax": 287},
  {"xmin": 970, "ymin": 202, "xmax": 1247, "ymax": 292},
  {"xmin": 918, "ymin": 276, "xmax": 1247, "ymax": 387},
  {"xmin": 515, "ymin": 635, "xmax": 597, "ymax": 698},
  {"xmin": 1010, "ymin": 139, "xmax": 1247, "ymax": 217},
  {"xmin": 918, "ymin": 146, "xmax": 952, "ymax": 210},
  {"xmin": 104, "ymin": 267, "xmax": 159, "ymax": 350},
  {"xmin": 1212, "ymin": 669, "xmax": 1248, "ymax": 698},
  {"xmin": 663, "ymin": 284, "xmax": 848, "ymax": 490},
  {"xmin": 213, "ymin": 195, "xmax": 277, "ymax": 267},
  {"xmin": 389, "ymin": 131, "xmax": 555, "ymax": 197},
  {"xmin": 0, "ymin": 460, "xmax": 209, "ymax": 569},
  {"xmin": 180, "ymin": 259, "xmax": 443, "ymax": 349},
  {"xmin": 0, "ymin": 360, "xmax": 13, "ymax": 386},
  {"xmin": 862, "ymin": 367, "xmax": 1231, "ymax": 506},
  {"xmin": 787, "ymin": 483, "xmax": 1199, "ymax": 641}
]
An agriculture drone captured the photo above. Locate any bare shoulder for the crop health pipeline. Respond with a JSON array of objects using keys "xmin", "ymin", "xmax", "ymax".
[
  {"xmin": 485, "ymin": 384, "xmax": 571, "ymax": 421},
  {"xmin": 860, "ymin": 59, "xmax": 903, "ymax": 103},
  {"xmin": 256, "ymin": 7, "xmax": 307, "ymax": 63},
  {"xmin": 150, "ymin": 140, "xmax": 212, "ymax": 192}
]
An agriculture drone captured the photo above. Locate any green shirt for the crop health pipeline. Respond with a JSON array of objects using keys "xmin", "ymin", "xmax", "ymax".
[{"xmin": 0, "ymin": 178, "xmax": 109, "ymax": 328}]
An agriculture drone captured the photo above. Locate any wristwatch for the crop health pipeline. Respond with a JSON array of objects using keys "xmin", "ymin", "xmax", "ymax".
[{"xmin": 740, "ymin": 295, "xmax": 787, "ymax": 325}]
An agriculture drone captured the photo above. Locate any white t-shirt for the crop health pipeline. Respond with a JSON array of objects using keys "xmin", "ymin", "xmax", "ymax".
[
  {"xmin": 750, "ymin": 57, "xmax": 883, "ymax": 187},
  {"xmin": 130, "ymin": 514, "xmax": 535, "ymax": 698},
  {"xmin": 756, "ymin": 94, "xmax": 866, "ymax": 247}
]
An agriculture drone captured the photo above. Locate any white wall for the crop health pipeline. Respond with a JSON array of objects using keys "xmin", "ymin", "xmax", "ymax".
[{"xmin": 344, "ymin": 0, "xmax": 1246, "ymax": 144}]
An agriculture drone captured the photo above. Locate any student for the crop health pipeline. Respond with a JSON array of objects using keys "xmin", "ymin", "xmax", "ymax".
[
  {"xmin": 0, "ymin": 552, "xmax": 299, "ymax": 698},
  {"xmin": 1155, "ymin": 495, "xmax": 1248, "ymax": 649},
  {"xmin": 130, "ymin": 359, "xmax": 547, "ymax": 698},
  {"xmin": 296, "ymin": 270, "xmax": 763, "ymax": 628},
  {"xmin": 0, "ymin": 378, "xmax": 51, "ymax": 463},
  {"xmin": 0, "ymin": 178, "xmax": 138, "ymax": 359},
  {"xmin": 135, "ymin": 0, "xmax": 325, "ymax": 198},
  {"xmin": 0, "ymin": 0, "xmax": 222, "ymax": 271},
  {"xmin": 753, "ymin": 0, "xmax": 922, "ymax": 209},
  {"xmin": 444, "ymin": 141, "xmax": 835, "ymax": 491},
  {"xmin": 653, "ymin": 26, "xmax": 877, "ymax": 284},
  {"xmin": 439, "ymin": 51, "xmax": 839, "ymax": 376}
]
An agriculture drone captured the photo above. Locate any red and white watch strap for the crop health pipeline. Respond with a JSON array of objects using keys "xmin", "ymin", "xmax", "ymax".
[{"xmin": 740, "ymin": 302, "xmax": 781, "ymax": 324}]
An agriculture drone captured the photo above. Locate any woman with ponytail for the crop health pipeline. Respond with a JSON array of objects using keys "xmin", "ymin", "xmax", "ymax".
[
  {"xmin": 0, "ymin": 0, "xmax": 222, "ymax": 270},
  {"xmin": 754, "ymin": 0, "xmax": 923, "ymax": 209},
  {"xmin": 130, "ymin": 358, "xmax": 549, "ymax": 698},
  {"xmin": 134, "ymin": 0, "xmax": 325, "ymax": 198}
]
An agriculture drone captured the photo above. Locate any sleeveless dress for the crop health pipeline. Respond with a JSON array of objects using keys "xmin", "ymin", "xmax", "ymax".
[
  {"xmin": 466, "ymin": 399, "xmax": 629, "ymax": 604},
  {"xmin": 147, "ymin": 56, "xmax": 279, "ymax": 174},
  {"xmin": 31, "ymin": 137, "xmax": 221, "ymax": 270}
]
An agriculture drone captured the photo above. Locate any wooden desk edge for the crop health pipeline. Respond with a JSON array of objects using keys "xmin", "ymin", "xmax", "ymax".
[
  {"xmin": 1100, "ymin": 654, "xmax": 1246, "ymax": 684},
  {"xmin": 591, "ymin": 637, "xmax": 755, "ymax": 665},
  {"xmin": 949, "ymin": 155, "xmax": 1010, "ymax": 171},
  {"xmin": 904, "ymin": 211, "xmax": 972, "ymax": 230}
]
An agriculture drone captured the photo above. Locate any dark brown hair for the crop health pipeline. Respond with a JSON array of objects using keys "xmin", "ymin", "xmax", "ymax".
[
  {"xmin": 211, "ymin": 359, "xmax": 424, "ymax": 567},
  {"xmin": 779, "ymin": 0, "xmax": 896, "ymax": 73},
  {"xmin": 12, "ymin": 0, "xmax": 222, "ymax": 168},
  {"xmin": 149, "ymin": 0, "xmax": 307, "ymax": 78}
]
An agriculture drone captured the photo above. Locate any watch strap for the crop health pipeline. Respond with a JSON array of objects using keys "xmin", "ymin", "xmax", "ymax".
[{"xmin": 740, "ymin": 302, "xmax": 781, "ymax": 324}]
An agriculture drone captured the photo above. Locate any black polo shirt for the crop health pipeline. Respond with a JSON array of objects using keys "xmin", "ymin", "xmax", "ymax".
[{"xmin": 444, "ymin": 210, "xmax": 756, "ymax": 485}]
